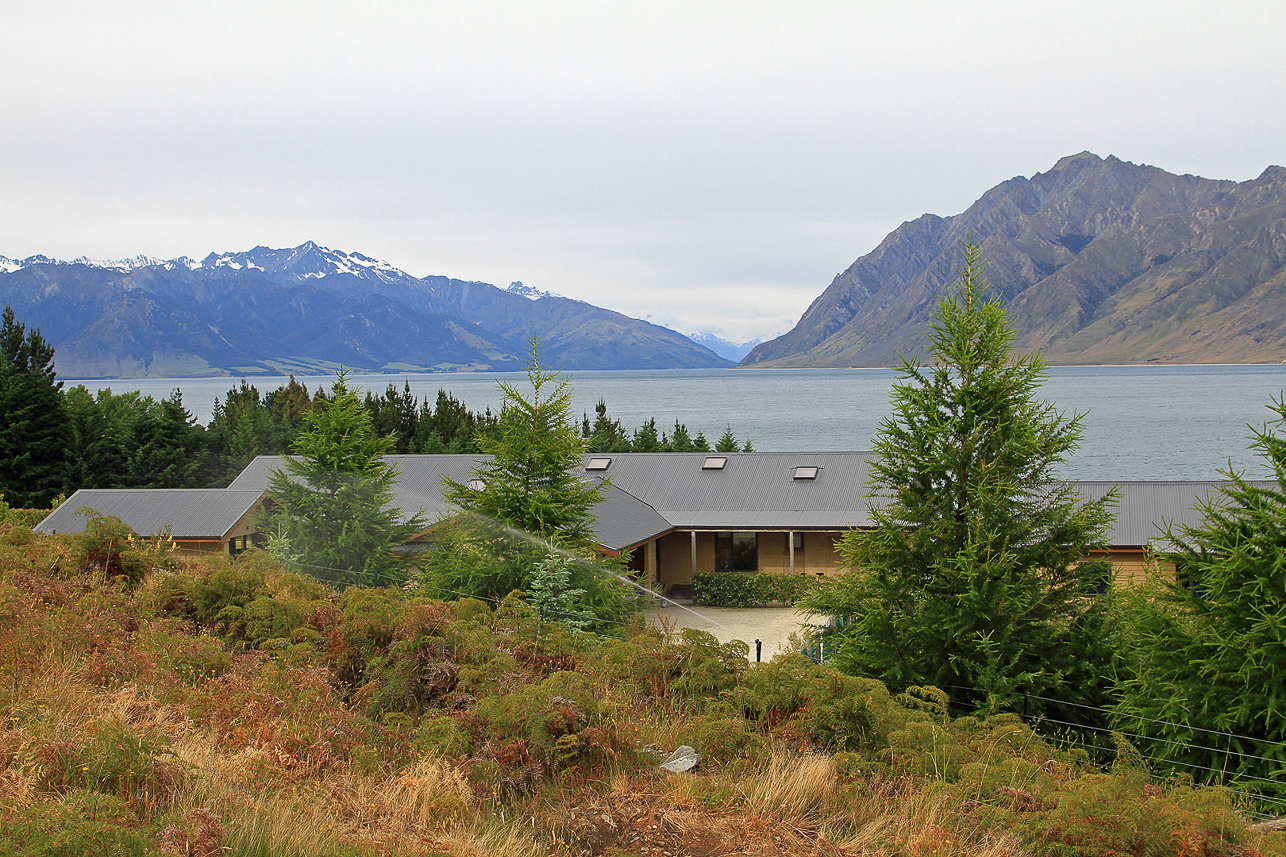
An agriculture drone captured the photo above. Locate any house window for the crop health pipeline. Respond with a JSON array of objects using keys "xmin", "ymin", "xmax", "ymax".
[{"xmin": 715, "ymin": 531, "xmax": 757, "ymax": 571}]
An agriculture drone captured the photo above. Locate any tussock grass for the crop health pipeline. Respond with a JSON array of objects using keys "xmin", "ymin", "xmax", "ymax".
[{"xmin": 742, "ymin": 750, "xmax": 837, "ymax": 824}]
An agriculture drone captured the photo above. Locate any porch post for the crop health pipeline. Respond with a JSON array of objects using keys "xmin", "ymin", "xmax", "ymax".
[
  {"xmin": 690, "ymin": 531, "xmax": 697, "ymax": 579},
  {"xmin": 789, "ymin": 530, "xmax": 796, "ymax": 574}
]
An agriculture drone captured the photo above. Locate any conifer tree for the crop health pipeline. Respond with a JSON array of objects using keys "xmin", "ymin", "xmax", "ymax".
[
  {"xmin": 64, "ymin": 386, "xmax": 134, "ymax": 491},
  {"xmin": 714, "ymin": 426, "xmax": 752, "ymax": 453},
  {"xmin": 442, "ymin": 341, "xmax": 603, "ymax": 545},
  {"xmin": 128, "ymin": 391, "xmax": 203, "ymax": 488},
  {"xmin": 632, "ymin": 418, "xmax": 662, "ymax": 453},
  {"xmin": 668, "ymin": 420, "xmax": 696, "ymax": 452},
  {"xmin": 428, "ymin": 342, "xmax": 638, "ymax": 629},
  {"xmin": 264, "ymin": 373, "xmax": 424, "ymax": 586},
  {"xmin": 0, "ymin": 305, "xmax": 68, "ymax": 507},
  {"xmin": 1112, "ymin": 398, "xmax": 1286, "ymax": 791},
  {"xmin": 805, "ymin": 242, "xmax": 1116, "ymax": 711},
  {"xmin": 583, "ymin": 400, "xmax": 632, "ymax": 453}
]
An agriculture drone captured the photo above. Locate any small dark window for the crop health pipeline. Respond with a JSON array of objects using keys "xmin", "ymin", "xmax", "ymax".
[{"xmin": 715, "ymin": 531, "xmax": 757, "ymax": 571}]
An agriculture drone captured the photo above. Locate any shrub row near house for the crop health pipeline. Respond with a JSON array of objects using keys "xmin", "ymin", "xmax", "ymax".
[
  {"xmin": 691, "ymin": 571, "xmax": 818, "ymax": 607},
  {"xmin": 0, "ymin": 499, "xmax": 52, "ymax": 528}
]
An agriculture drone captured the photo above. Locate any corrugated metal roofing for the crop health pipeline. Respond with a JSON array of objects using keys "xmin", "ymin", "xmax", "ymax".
[
  {"xmin": 587, "ymin": 481, "xmax": 674, "ymax": 552},
  {"xmin": 229, "ymin": 454, "xmax": 480, "ymax": 524},
  {"xmin": 230, "ymin": 455, "xmax": 672, "ymax": 551},
  {"xmin": 593, "ymin": 452, "xmax": 878, "ymax": 530},
  {"xmin": 227, "ymin": 453, "xmax": 1267, "ymax": 552},
  {"xmin": 1073, "ymin": 481, "xmax": 1272, "ymax": 547},
  {"xmin": 34, "ymin": 489, "xmax": 264, "ymax": 539}
]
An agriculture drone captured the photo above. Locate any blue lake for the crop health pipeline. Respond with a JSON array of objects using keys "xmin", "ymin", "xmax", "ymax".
[{"xmin": 69, "ymin": 364, "xmax": 1286, "ymax": 482}]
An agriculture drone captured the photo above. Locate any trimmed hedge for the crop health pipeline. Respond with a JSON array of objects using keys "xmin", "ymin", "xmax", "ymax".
[
  {"xmin": 0, "ymin": 505, "xmax": 49, "ymax": 528},
  {"xmin": 691, "ymin": 571, "xmax": 818, "ymax": 607}
]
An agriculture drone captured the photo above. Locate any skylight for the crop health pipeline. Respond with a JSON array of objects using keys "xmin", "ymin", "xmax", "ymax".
[
  {"xmin": 793, "ymin": 466, "xmax": 819, "ymax": 480},
  {"xmin": 466, "ymin": 479, "xmax": 486, "ymax": 491},
  {"xmin": 586, "ymin": 457, "xmax": 612, "ymax": 471},
  {"xmin": 702, "ymin": 457, "xmax": 727, "ymax": 470}
]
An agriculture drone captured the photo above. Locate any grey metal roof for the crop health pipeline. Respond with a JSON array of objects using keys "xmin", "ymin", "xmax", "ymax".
[
  {"xmin": 590, "ymin": 452, "xmax": 879, "ymax": 530},
  {"xmin": 230, "ymin": 455, "xmax": 672, "ymax": 552},
  {"xmin": 1073, "ymin": 481, "xmax": 1271, "ymax": 548},
  {"xmin": 228, "ymin": 453, "xmax": 1265, "ymax": 553},
  {"xmin": 587, "ymin": 481, "xmax": 674, "ymax": 552},
  {"xmin": 229, "ymin": 454, "xmax": 481, "ymax": 525},
  {"xmin": 34, "ymin": 489, "xmax": 264, "ymax": 539}
]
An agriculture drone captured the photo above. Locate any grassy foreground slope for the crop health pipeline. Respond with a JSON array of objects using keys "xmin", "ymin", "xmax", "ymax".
[{"xmin": 0, "ymin": 520, "xmax": 1282, "ymax": 857}]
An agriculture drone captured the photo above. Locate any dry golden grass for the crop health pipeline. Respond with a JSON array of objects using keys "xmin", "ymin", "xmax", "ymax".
[
  {"xmin": 742, "ymin": 750, "xmax": 838, "ymax": 824},
  {"xmin": 821, "ymin": 785, "xmax": 1031, "ymax": 857},
  {"xmin": 329, "ymin": 756, "xmax": 473, "ymax": 835},
  {"xmin": 171, "ymin": 734, "xmax": 558, "ymax": 856}
]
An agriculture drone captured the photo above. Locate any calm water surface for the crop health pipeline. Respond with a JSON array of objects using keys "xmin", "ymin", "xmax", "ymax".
[{"xmin": 70, "ymin": 365, "xmax": 1286, "ymax": 482}]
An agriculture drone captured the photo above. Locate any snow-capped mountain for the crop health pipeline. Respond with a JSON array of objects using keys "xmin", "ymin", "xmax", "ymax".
[
  {"xmin": 504, "ymin": 281, "xmax": 564, "ymax": 301},
  {"xmin": 2, "ymin": 242, "xmax": 414, "ymax": 283},
  {"xmin": 684, "ymin": 332, "xmax": 764, "ymax": 363},
  {"xmin": 197, "ymin": 241, "xmax": 414, "ymax": 285},
  {"xmin": 0, "ymin": 242, "xmax": 731, "ymax": 378}
]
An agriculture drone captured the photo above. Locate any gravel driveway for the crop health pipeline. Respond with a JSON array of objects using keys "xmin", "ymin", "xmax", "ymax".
[{"xmin": 644, "ymin": 601, "xmax": 821, "ymax": 661}]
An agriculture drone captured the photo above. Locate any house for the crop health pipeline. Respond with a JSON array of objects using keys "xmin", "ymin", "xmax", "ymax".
[
  {"xmin": 34, "ymin": 489, "xmax": 267, "ymax": 556},
  {"xmin": 33, "ymin": 454, "xmax": 1247, "ymax": 586},
  {"xmin": 227, "ymin": 453, "xmax": 1245, "ymax": 591}
]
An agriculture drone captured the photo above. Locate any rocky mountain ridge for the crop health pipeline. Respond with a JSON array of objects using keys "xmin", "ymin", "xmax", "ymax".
[
  {"xmin": 742, "ymin": 153, "xmax": 1286, "ymax": 367},
  {"xmin": 0, "ymin": 243, "xmax": 731, "ymax": 377}
]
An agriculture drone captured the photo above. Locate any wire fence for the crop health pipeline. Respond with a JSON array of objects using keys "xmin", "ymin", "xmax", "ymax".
[{"xmin": 942, "ymin": 687, "xmax": 1285, "ymax": 820}]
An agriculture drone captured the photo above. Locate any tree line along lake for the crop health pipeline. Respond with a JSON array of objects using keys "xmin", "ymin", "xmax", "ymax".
[{"xmin": 71, "ymin": 364, "xmax": 1286, "ymax": 482}]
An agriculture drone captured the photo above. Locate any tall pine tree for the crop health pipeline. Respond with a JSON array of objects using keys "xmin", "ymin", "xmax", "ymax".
[
  {"xmin": 805, "ymin": 242, "xmax": 1116, "ymax": 712},
  {"xmin": 264, "ymin": 373, "xmax": 424, "ymax": 586},
  {"xmin": 426, "ymin": 341, "xmax": 638, "ymax": 630},
  {"xmin": 0, "ymin": 306, "xmax": 68, "ymax": 507},
  {"xmin": 1112, "ymin": 396, "xmax": 1286, "ymax": 793},
  {"xmin": 442, "ymin": 340, "xmax": 603, "ymax": 545}
]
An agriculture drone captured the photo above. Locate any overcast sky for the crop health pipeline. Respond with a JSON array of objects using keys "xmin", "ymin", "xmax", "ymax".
[{"xmin": 4, "ymin": 1, "xmax": 1284, "ymax": 343}]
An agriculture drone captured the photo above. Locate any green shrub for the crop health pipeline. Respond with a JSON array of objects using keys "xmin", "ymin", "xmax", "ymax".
[
  {"xmin": 666, "ymin": 629, "xmax": 748, "ymax": 700},
  {"xmin": 140, "ymin": 622, "xmax": 232, "ymax": 685},
  {"xmin": 364, "ymin": 635, "xmax": 458, "ymax": 715},
  {"xmin": 75, "ymin": 510, "xmax": 148, "ymax": 588},
  {"xmin": 675, "ymin": 708, "xmax": 760, "ymax": 765},
  {"xmin": 475, "ymin": 670, "xmax": 602, "ymax": 766},
  {"xmin": 413, "ymin": 713, "xmax": 473, "ymax": 758},
  {"xmin": 1, "ymin": 507, "xmax": 51, "ymax": 528},
  {"xmin": 691, "ymin": 572, "xmax": 817, "ymax": 607},
  {"xmin": 1027, "ymin": 771, "xmax": 1252, "ymax": 857},
  {"xmin": 0, "ymin": 790, "xmax": 170, "ymax": 857},
  {"xmin": 730, "ymin": 655, "xmax": 902, "ymax": 752}
]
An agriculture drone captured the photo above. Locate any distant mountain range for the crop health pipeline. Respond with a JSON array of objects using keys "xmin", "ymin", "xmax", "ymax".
[
  {"xmin": 743, "ymin": 152, "xmax": 1286, "ymax": 367},
  {"xmin": 683, "ymin": 332, "xmax": 763, "ymax": 362},
  {"xmin": 0, "ymin": 243, "xmax": 731, "ymax": 377}
]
